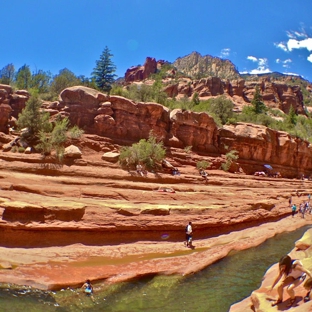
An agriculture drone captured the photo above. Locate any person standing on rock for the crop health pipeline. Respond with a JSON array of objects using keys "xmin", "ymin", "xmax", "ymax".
[
  {"xmin": 185, "ymin": 221, "xmax": 193, "ymax": 248},
  {"xmin": 270, "ymin": 255, "xmax": 312, "ymax": 307},
  {"xmin": 291, "ymin": 204, "xmax": 297, "ymax": 217}
]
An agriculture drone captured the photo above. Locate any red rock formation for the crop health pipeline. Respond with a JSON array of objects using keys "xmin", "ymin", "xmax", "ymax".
[
  {"xmin": 55, "ymin": 86, "xmax": 312, "ymax": 177},
  {"xmin": 124, "ymin": 57, "xmax": 157, "ymax": 82},
  {"xmin": 163, "ymin": 78, "xmax": 306, "ymax": 115},
  {"xmin": 0, "ymin": 84, "xmax": 30, "ymax": 132},
  {"xmin": 0, "ymin": 84, "xmax": 311, "ymax": 178}
]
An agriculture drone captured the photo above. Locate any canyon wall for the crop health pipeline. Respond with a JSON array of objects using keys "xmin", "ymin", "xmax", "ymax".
[{"xmin": 0, "ymin": 85, "xmax": 311, "ymax": 177}]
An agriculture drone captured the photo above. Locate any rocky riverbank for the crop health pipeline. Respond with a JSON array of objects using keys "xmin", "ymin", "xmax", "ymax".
[{"xmin": 1, "ymin": 149, "xmax": 312, "ymax": 293}]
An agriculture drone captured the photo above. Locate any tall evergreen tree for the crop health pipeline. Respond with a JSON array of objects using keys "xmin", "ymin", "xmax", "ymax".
[
  {"xmin": 92, "ymin": 46, "xmax": 117, "ymax": 93},
  {"xmin": 251, "ymin": 85, "xmax": 267, "ymax": 114}
]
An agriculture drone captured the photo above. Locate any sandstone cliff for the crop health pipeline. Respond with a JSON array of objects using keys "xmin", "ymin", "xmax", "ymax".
[
  {"xmin": 1, "ymin": 85, "xmax": 312, "ymax": 178},
  {"xmin": 123, "ymin": 54, "xmax": 308, "ymax": 115},
  {"xmin": 173, "ymin": 51, "xmax": 240, "ymax": 80}
]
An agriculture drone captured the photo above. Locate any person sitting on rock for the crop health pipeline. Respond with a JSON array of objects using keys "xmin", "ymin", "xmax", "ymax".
[
  {"xmin": 82, "ymin": 279, "xmax": 93, "ymax": 295},
  {"xmin": 172, "ymin": 168, "xmax": 180, "ymax": 176},
  {"xmin": 199, "ymin": 169, "xmax": 208, "ymax": 182},
  {"xmin": 136, "ymin": 164, "xmax": 144, "ymax": 177},
  {"xmin": 270, "ymin": 255, "xmax": 312, "ymax": 307}
]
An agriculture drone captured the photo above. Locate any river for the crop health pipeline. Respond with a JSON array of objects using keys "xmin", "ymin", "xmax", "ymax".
[{"xmin": 0, "ymin": 225, "xmax": 310, "ymax": 312}]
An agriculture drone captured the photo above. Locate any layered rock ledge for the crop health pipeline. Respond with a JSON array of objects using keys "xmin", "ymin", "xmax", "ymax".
[{"xmin": 1, "ymin": 151, "xmax": 312, "ymax": 291}]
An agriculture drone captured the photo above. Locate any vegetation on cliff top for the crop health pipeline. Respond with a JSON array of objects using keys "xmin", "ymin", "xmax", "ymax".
[{"xmin": 3, "ymin": 49, "xmax": 312, "ymax": 143}]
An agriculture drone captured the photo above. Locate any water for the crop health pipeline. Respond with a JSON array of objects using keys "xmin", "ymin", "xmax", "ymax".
[{"xmin": 0, "ymin": 226, "xmax": 310, "ymax": 312}]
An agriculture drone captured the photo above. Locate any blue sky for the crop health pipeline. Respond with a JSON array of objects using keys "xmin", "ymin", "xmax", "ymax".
[{"xmin": 1, "ymin": 0, "xmax": 312, "ymax": 82}]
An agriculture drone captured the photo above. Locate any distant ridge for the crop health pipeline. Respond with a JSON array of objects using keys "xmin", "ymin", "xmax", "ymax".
[{"xmin": 173, "ymin": 51, "xmax": 240, "ymax": 80}]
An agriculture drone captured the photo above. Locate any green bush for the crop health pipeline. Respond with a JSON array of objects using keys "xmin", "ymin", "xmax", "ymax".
[
  {"xmin": 196, "ymin": 160, "xmax": 210, "ymax": 170},
  {"xmin": 209, "ymin": 96, "xmax": 234, "ymax": 124},
  {"xmin": 221, "ymin": 150, "xmax": 239, "ymax": 171},
  {"xmin": 184, "ymin": 146, "xmax": 192, "ymax": 154},
  {"xmin": 36, "ymin": 117, "xmax": 69, "ymax": 161},
  {"xmin": 119, "ymin": 132, "xmax": 166, "ymax": 170},
  {"xmin": 110, "ymin": 84, "xmax": 129, "ymax": 98},
  {"xmin": 17, "ymin": 94, "xmax": 52, "ymax": 143},
  {"xmin": 68, "ymin": 125, "xmax": 84, "ymax": 139}
]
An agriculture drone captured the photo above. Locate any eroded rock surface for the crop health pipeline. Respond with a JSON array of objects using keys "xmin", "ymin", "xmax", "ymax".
[{"xmin": 0, "ymin": 148, "xmax": 312, "ymax": 291}]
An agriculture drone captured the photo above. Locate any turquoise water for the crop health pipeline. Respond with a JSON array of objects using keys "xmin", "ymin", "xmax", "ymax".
[{"xmin": 0, "ymin": 225, "xmax": 310, "ymax": 312}]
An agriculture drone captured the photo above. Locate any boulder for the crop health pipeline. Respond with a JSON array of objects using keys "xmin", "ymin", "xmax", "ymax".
[
  {"xmin": 59, "ymin": 86, "xmax": 108, "ymax": 129},
  {"xmin": 64, "ymin": 145, "xmax": 82, "ymax": 159},
  {"xmin": 295, "ymin": 229, "xmax": 312, "ymax": 250},
  {"xmin": 101, "ymin": 151, "xmax": 120, "ymax": 162}
]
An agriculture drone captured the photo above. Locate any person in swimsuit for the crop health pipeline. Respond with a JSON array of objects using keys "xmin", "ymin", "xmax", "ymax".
[
  {"xmin": 270, "ymin": 255, "xmax": 312, "ymax": 306},
  {"xmin": 82, "ymin": 279, "xmax": 93, "ymax": 295}
]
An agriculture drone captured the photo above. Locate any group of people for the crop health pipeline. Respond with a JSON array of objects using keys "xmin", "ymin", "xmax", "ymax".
[{"xmin": 290, "ymin": 194, "xmax": 311, "ymax": 218}]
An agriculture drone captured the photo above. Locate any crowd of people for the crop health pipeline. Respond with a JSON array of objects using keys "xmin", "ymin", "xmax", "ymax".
[{"xmin": 290, "ymin": 194, "xmax": 311, "ymax": 218}]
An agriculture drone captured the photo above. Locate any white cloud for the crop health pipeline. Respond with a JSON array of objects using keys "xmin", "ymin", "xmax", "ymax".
[
  {"xmin": 294, "ymin": 31, "xmax": 307, "ymax": 38},
  {"xmin": 249, "ymin": 67, "xmax": 271, "ymax": 74},
  {"xmin": 247, "ymin": 55, "xmax": 257, "ymax": 62},
  {"xmin": 287, "ymin": 38, "xmax": 312, "ymax": 52},
  {"xmin": 220, "ymin": 48, "xmax": 230, "ymax": 58},
  {"xmin": 274, "ymin": 42, "xmax": 288, "ymax": 52},
  {"xmin": 283, "ymin": 59, "xmax": 292, "ymax": 68},
  {"xmin": 275, "ymin": 29, "xmax": 312, "ymax": 64},
  {"xmin": 275, "ymin": 58, "xmax": 292, "ymax": 68},
  {"xmin": 282, "ymin": 71, "xmax": 300, "ymax": 76},
  {"xmin": 286, "ymin": 31, "xmax": 297, "ymax": 39},
  {"xmin": 244, "ymin": 56, "xmax": 271, "ymax": 74}
]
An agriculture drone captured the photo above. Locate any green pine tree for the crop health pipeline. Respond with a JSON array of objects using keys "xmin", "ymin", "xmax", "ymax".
[
  {"xmin": 15, "ymin": 64, "xmax": 32, "ymax": 90},
  {"xmin": 251, "ymin": 86, "xmax": 267, "ymax": 114},
  {"xmin": 286, "ymin": 105, "xmax": 297, "ymax": 126},
  {"xmin": 17, "ymin": 94, "xmax": 52, "ymax": 143},
  {"xmin": 92, "ymin": 46, "xmax": 117, "ymax": 93}
]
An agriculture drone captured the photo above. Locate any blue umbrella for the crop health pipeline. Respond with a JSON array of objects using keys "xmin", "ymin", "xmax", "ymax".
[{"xmin": 264, "ymin": 164, "xmax": 273, "ymax": 170}]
